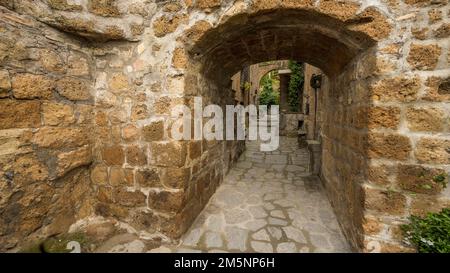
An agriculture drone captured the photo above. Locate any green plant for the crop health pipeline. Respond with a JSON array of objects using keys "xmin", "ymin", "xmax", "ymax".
[
  {"xmin": 401, "ymin": 208, "xmax": 450, "ymax": 253},
  {"xmin": 287, "ymin": 60, "xmax": 304, "ymax": 112},
  {"xmin": 259, "ymin": 71, "xmax": 279, "ymax": 107},
  {"xmin": 243, "ymin": 81, "xmax": 252, "ymax": 92},
  {"xmin": 433, "ymin": 173, "xmax": 448, "ymax": 188}
]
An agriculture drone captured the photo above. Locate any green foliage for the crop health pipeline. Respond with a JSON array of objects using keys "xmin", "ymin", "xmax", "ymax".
[
  {"xmin": 433, "ymin": 173, "xmax": 448, "ymax": 188},
  {"xmin": 243, "ymin": 81, "xmax": 252, "ymax": 92},
  {"xmin": 288, "ymin": 60, "xmax": 304, "ymax": 112},
  {"xmin": 259, "ymin": 71, "xmax": 279, "ymax": 107},
  {"xmin": 401, "ymin": 208, "xmax": 450, "ymax": 253}
]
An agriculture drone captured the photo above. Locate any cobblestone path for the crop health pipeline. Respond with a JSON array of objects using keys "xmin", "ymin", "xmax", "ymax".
[{"xmin": 149, "ymin": 137, "xmax": 351, "ymax": 253}]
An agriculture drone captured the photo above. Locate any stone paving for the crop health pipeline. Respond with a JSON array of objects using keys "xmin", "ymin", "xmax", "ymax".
[{"xmin": 149, "ymin": 137, "xmax": 351, "ymax": 253}]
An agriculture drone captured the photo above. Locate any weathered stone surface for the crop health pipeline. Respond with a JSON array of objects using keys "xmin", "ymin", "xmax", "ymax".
[
  {"xmin": 189, "ymin": 141, "xmax": 202, "ymax": 160},
  {"xmin": 434, "ymin": 23, "xmax": 450, "ymax": 38},
  {"xmin": 130, "ymin": 210, "xmax": 159, "ymax": 231},
  {"xmin": 13, "ymin": 154, "xmax": 49, "ymax": 184},
  {"xmin": 126, "ymin": 145, "xmax": 147, "ymax": 166},
  {"xmin": 163, "ymin": 2, "xmax": 183, "ymax": 12},
  {"xmin": 153, "ymin": 14, "xmax": 187, "ymax": 37},
  {"xmin": 172, "ymin": 47, "xmax": 187, "ymax": 69},
  {"xmin": 52, "ymin": 16, "xmax": 97, "ymax": 38},
  {"xmin": 428, "ymin": 9, "xmax": 442, "ymax": 23},
  {"xmin": 411, "ymin": 195, "xmax": 450, "ymax": 217},
  {"xmin": 151, "ymin": 141, "xmax": 187, "ymax": 167},
  {"xmin": 153, "ymin": 97, "xmax": 184, "ymax": 115},
  {"xmin": 143, "ymin": 121, "xmax": 164, "ymax": 141},
  {"xmin": 48, "ymin": 0, "xmax": 83, "ymax": 11},
  {"xmin": 368, "ymin": 133, "xmax": 411, "ymax": 160},
  {"xmin": 67, "ymin": 55, "xmax": 90, "ymax": 76},
  {"xmin": 406, "ymin": 107, "xmax": 446, "ymax": 132},
  {"xmin": 33, "ymin": 127, "xmax": 89, "ymax": 148},
  {"xmin": 0, "ymin": 70, "xmax": 11, "ymax": 97},
  {"xmin": 364, "ymin": 188, "xmax": 406, "ymax": 215},
  {"xmin": 162, "ymin": 167, "xmax": 190, "ymax": 189},
  {"xmin": 56, "ymin": 77, "xmax": 92, "ymax": 100},
  {"xmin": 114, "ymin": 188, "xmax": 146, "ymax": 207},
  {"xmin": 251, "ymin": 0, "xmax": 279, "ymax": 10},
  {"xmin": 12, "ymin": 74, "xmax": 54, "ymax": 99},
  {"xmin": 131, "ymin": 104, "xmax": 148, "ymax": 121},
  {"xmin": 122, "ymin": 125, "xmax": 139, "ymax": 142},
  {"xmin": 135, "ymin": 168, "xmax": 160, "ymax": 188},
  {"xmin": 412, "ymin": 27, "xmax": 428, "ymax": 40},
  {"xmin": 88, "ymin": 0, "xmax": 121, "ymax": 17},
  {"xmin": 368, "ymin": 106, "xmax": 400, "ymax": 129},
  {"xmin": 43, "ymin": 102, "xmax": 75, "ymax": 126},
  {"xmin": 362, "ymin": 216, "xmax": 382, "ymax": 235},
  {"xmin": 415, "ymin": 137, "xmax": 450, "ymax": 164},
  {"xmin": 423, "ymin": 76, "xmax": 450, "ymax": 101},
  {"xmin": 319, "ymin": 0, "xmax": 359, "ymax": 21},
  {"xmin": 56, "ymin": 145, "xmax": 92, "ymax": 178},
  {"xmin": 110, "ymin": 167, "xmax": 134, "ymax": 187},
  {"xmin": 196, "ymin": 0, "xmax": 221, "ymax": 10},
  {"xmin": 407, "ymin": 44, "xmax": 441, "ymax": 70},
  {"xmin": 147, "ymin": 190, "xmax": 185, "ymax": 213},
  {"xmin": 281, "ymin": 0, "xmax": 314, "ymax": 8},
  {"xmin": 368, "ymin": 164, "xmax": 393, "ymax": 186},
  {"xmin": 91, "ymin": 164, "xmax": 108, "ymax": 185},
  {"xmin": 109, "ymin": 73, "xmax": 129, "ymax": 92},
  {"xmin": 397, "ymin": 165, "xmax": 447, "ymax": 194},
  {"xmin": 103, "ymin": 26, "xmax": 127, "ymax": 40},
  {"xmin": 182, "ymin": 20, "xmax": 212, "ymax": 43},
  {"xmin": 370, "ymin": 77, "xmax": 421, "ymax": 102},
  {"xmin": 39, "ymin": 49, "xmax": 65, "ymax": 73},
  {"xmin": 0, "ymin": 100, "xmax": 41, "ymax": 129},
  {"xmin": 101, "ymin": 145, "xmax": 125, "ymax": 166},
  {"xmin": 0, "ymin": 128, "xmax": 32, "ymax": 156}
]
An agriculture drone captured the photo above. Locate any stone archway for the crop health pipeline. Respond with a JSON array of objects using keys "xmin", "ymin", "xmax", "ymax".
[
  {"xmin": 252, "ymin": 60, "xmax": 289, "ymax": 100},
  {"xmin": 169, "ymin": 2, "xmax": 449, "ymax": 252},
  {"xmin": 177, "ymin": 5, "xmax": 383, "ymax": 251}
]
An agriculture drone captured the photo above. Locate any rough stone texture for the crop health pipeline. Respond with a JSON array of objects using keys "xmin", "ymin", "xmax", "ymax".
[
  {"xmin": 0, "ymin": 70, "xmax": 10, "ymax": 97},
  {"xmin": 370, "ymin": 77, "xmax": 421, "ymax": 102},
  {"xmin": 415, "ymin": 138, "xmax": 450, "ymax": 164},
  {"xmin": 364, "ymin": 188, "xmax": 406, "ymax": 215},
  {"xmin": 153, "ymin": 14, "xmax": 188, "ymax": 37},
  {"xmin": 407, "ymin": 44, "xmax": 442, "ymax": 70},
  {"xmin": 368, "ymin": 106, "xmax": 401, "ymax": 129},
  {"xmin": 56, "ymin": 77, "xmax": 92, "ymax": 101},
  {"xmin": 0, "ymin": 10, "xmax": 95, "ymax": 249},
  {"xmin": 0, "ymin": 100, "xmax": 41, "ymax": 129},
  {"xmin": 143, "ymin": 121, "xmax": 164, "ymax": 141},
  {"xmin": 368, "ymin": 133, "xmax": 412, "ymax": 160},
  {"xmin": 397, "ymin": 165, "xmax": 447, "ymax": 195},
  {"xmin": 406, "ymin": 107, "xmax": 446, "ymax": 132},
  {"xmin": 0, "ymin": 0, "xmax": 449, "ymax": 253},
  {"xmin": 43, "ymin": 102, "xmax": 75, "ymax": 126},
  {"xmin": 12, "ymin": 74, "xmax": 54, "ymax": 99}
]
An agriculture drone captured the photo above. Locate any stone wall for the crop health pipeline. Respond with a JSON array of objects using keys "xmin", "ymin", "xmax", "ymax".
[
  {"xmin": 280, "ymin": 113, "xmax": 304, "ymax": 136},
  {"xmin": 0, "ymin": 6, "xmax": 95, "ymax": 250},
  {"xmin": 0, "ymin": 0, "xmax": 449, "ymax": 252}
]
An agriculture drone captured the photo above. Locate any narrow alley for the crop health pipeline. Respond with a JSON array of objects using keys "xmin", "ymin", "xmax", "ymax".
[{"xmin": 148, "ymin": 137, "xmax": 350, "ymax": 253}]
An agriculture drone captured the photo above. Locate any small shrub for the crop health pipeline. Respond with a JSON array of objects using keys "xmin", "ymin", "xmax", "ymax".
[
  {"xmin": 433, "ymin": 173, "xmax": 448, "ymax": 188},
  {"xmin": 401, "ymin": 208, "xmax": 450, "ymax": 253},
  {"xmin": 287, "ymin": 60, "xmax": 303, "ymax": 112}
]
